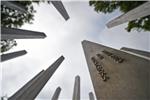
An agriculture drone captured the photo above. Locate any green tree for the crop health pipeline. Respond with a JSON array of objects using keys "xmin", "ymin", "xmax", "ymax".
[
  {"xmin": 1, "ymin": 1, "xmax": 46, "ymax": 53},
  {"xmin": 1, "ymin": 1, "xmax": 40, "ymax": 28},
  {"xmin": 89, "ymin": 1, "xmax": 150, "ymax": 32},
  {"xmin": 1, "ymin": 39, "xmax": 17, "ymax": 53}
]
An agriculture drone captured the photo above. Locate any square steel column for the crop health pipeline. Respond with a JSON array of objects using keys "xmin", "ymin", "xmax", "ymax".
[
  {"xmin": 82, "ymin": 40, "xmax": 150, "ymax": 100},
  {"xmin": 121, "ymin": 47, "xmax": 150, "ymax": 58},
  {"xmin": 8, "ymin": 70, "xmax": 44, "ymax": 99},
  {"xmin": 8, "ymin": 56, "xmax": 64, "ymax": 100},
  {"xmin": 72, "ymin": 75, "xmax": 80, "ymax": 100},
  {"xmin": 51, "ymin": 87, "xmax": 61, "ymax": 100},
  {"xmin": 1, "ymin": 50, "xmax": 27, "ymax": 62},
  {"xmin": 1, "ymin": 1, "xmax": 27, "ymax": 13},
  {"xmin": 107, "ymin": 2, "xmax": 150, "ymax": 28},
  {"xmin": 1, "ymin": 27, "xmax": 46, "ymax": 40},
  {"xmin": 51, "ymin": 1, "xmax": 70, "ymax": 21}
]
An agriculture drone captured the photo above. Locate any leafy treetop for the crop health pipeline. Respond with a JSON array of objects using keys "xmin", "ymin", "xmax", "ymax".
[{"xmin": 89, "ymin": 1, "xmax": 150, "ymax": 32}]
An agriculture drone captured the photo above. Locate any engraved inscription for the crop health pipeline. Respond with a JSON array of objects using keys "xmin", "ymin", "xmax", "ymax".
[
  {"xmin": 96, "ymin": 53, "xmax": 104, "ymax": 60},
  {"xmin": 91, "ymin": 57, "xmax": 109, "ymax": 82},
  {"xmin": 102, "ymin": 50, "xmax": 124, "ymax": 63}
]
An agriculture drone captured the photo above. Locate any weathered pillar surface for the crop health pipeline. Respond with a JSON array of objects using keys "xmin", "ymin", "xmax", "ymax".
[
  {"xmin": 1, "ymin": 50, "xmax": 27, "ymax": 62},
  {"xmin": 107, "ymin": 2, "xmax": 150, "ymax": 28},
  {"xmin": 1, "ymin": 27, "xmax": 46, "ymax": 40},
  {"xmin": 8, "ymin": 56, "xmax": 64, "ymax": 100},
  {"xmin": 8, "ymin": 70, "xmax": 45, "ymax": 100},
  {"xmin": 72, "ymin": 75, "xmax": 80, "ymax": 100},
  {"xmin": 1, "ymin": 1, "xmax": 27, "ymax": 13},
  {"xmin": 82, "ymin": 40, "xmax": 150, "ymax": 100},
  {"xmin": 51, "ymin": 1, "xmax": 70, "ymax": 21},
  {"xmin": 121, "ymin": 47, "xmax": 150, "ymax": 58},
  {"xmin": 51, "ymin": 87, "xmax": 61, "ymax": 100},
  {"xmin": 89, "ymin": 92, "xmax": 95, "ymax": 100}
]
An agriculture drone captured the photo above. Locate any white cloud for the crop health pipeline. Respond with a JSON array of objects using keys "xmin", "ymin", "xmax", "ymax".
[{"xmin": 1, "ymin": 1, "xmax": 150, "ymax": 100}]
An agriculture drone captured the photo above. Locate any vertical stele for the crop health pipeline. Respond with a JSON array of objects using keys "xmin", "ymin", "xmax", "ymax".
[
  {"xmin": 51, "ymin": 87, "xmax": 61, "ymax": 100},
  {"xmin": 82, "ymin": 40, "xmax": 150, "ymax": 100},
  {"xmin": 72, "ymin": 75, "xmax": 80, "ymax": 100},
  {"xmin": 8, "ymin": 56, "xmax": 64, "ymax": 100}
]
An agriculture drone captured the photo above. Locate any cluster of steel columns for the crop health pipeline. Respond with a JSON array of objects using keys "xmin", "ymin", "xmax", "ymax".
[
  {"xmin": 1, "ymin": 1, "xmax": 70, "ymax": 62},
  {"xmin": 7, "ymin": 56, "xmax": 94, "ymax": 100}
]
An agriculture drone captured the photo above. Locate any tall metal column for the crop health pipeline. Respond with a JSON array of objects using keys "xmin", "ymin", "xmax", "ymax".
[
  {"xmin": 51, "ymin": 87, "xmax": 61, "ymax": 100},
  {"xmin": 51, "ymin": 1, "xmax": 70, "ymax": 21},
  {"xmin": 1, "ymin": 50, "xmax": 27, "ymax": 62},
  {"xmin": 121, "ymin": 47, "xmax": 150, "ymax": 58},
  {"xmin": 107, "ymin": 2, "xmax": 150, "ymax": 28},
  {"xmin": 1, "ymin": 27, "xmax": 46, "ymax": 40},
  {"xmin": 82, "ymin": 40, "xmax": 150, "ymax": 100},
  {"xmin": 89, "ymin": 92, "xmax": 95, "ymax": 100},
  {"xmin": 1, "ymin": 1, "xmax": 27, "ymax": 13},
  {"xmin": 8, "ymin": 70, "xmax": 44, "ymax": 99},
  {"xmin": 72, "ymin": 75, "xmax": 80, "ymax": 100},
  {"xmin": 8, "ymin": 56, "xmax": 64, "ymax": 100}
]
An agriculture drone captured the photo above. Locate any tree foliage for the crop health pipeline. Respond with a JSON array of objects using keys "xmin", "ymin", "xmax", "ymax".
[
  {"xmin": 1, "ymin": 1, "xmax": 42, "ymax": 53},
  {"xmin": 1, "ymin": 39, "xmax": 17, "ymax": 53},
  {"xmin": 1, "ymin": 1, "xmax": 40, "ymax": 28},
  {"xmin": 89, "ymin": 1, "xmax": 150, "ymax": 32}
]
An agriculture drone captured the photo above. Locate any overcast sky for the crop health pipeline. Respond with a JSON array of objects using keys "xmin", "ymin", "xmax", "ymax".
[{"xmin": 1, "ymin": 1, "xmax": 150, "ymax": 100}]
